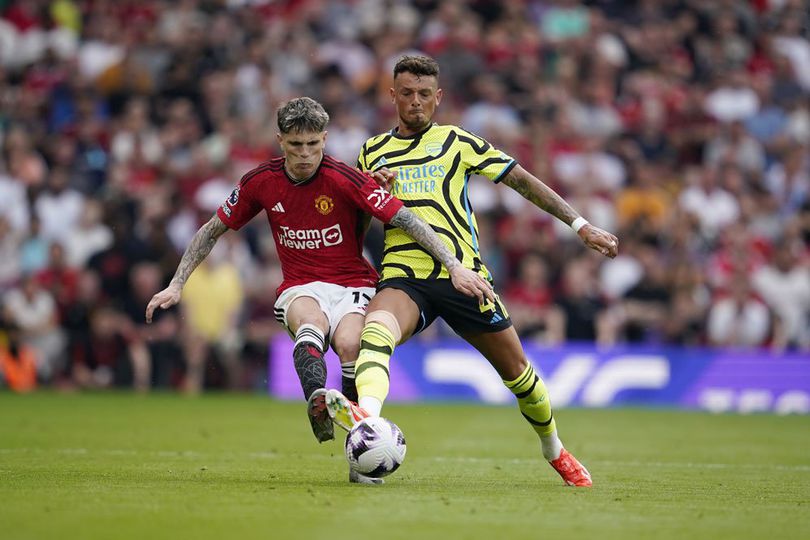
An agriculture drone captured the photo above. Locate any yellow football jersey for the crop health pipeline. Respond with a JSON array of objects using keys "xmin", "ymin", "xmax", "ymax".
[{"xmin": 357, "ymin": 123, "xmax": 515, "ymax": 281}]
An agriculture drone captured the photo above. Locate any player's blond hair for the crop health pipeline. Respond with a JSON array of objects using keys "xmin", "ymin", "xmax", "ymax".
[{"xmin": 277, "ymin": 97, "xmax": 330, "ymax": 134}]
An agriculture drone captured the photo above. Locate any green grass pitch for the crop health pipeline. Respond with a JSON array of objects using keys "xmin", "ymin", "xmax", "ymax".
[{"xmin": 1, "ymin": 392, "xmax": 808, "ymax": 540}]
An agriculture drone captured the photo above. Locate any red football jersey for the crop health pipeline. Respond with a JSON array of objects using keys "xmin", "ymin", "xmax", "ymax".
[{"xmin": 216, "ymin": 155, "xmax": 403, "ymax": 296}]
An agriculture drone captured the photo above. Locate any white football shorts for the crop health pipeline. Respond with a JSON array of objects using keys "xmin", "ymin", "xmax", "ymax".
[{"xmin": 273, "ymin": 281, "xmax": 375, "ymax": 343}]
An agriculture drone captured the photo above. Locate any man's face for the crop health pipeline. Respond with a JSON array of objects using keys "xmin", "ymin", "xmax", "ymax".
[
  {"xmin": 277, "ymin": 130, "xmax": 327, "ymax": 180},
  {"xmin": 390, "ymin": 72, "xmax": 442, "ymax": 133}
]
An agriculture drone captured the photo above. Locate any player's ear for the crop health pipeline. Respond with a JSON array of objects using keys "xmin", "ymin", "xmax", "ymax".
[
  {"xmin": 389, "ymin": 86, "xmax": 396, "ymax": 103},
  {"xmin": 435, "ymin": 88, "xmax": 443, "ymax": 106},
  {"xmin": 322, "ymin": 130, "xmax": 328, "ymax": 145}
]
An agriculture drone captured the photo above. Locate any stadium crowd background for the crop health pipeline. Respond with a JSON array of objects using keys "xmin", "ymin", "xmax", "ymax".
[{"xmin": 0, "ymin": 0, "xmax": 808, "ymax": 393}]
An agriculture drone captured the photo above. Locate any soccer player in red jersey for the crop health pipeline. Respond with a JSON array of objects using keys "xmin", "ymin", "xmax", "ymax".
[{"xmin": 145, "ymin": 98, "xmax": 493, "ymax": 473}]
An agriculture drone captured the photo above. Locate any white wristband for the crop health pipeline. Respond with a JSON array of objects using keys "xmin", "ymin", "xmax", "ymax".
[{"xmin": 571, "ymin": 217, "xmax": 589, "ymax": 233}]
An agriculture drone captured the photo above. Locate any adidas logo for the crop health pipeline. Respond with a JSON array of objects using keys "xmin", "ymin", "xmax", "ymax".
[
  {"xmin": 272, "ymin": 202, "xmax": 285, "ymax": 213},
  {"xmin": 490, "ymin": 313, "xmax": 504, "ymax": 324},
  {"xmin": 377, "ymin": 156, "xmax": 387, "ymax": 166}
]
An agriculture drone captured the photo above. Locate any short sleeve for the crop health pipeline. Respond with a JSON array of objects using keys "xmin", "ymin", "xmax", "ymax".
[
  {"xmin": 217, "ymin": 179, "xmax": 262, "ymax": 230},
  {"xmin": 338, "ymin": 168, "xmax": 403, "ymax": 224},
  {"xmin": 457, "ymin": 128, "xmax": 516, "ymax": 183}
]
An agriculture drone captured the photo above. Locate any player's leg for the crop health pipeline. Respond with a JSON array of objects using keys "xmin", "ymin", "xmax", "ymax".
[
  {"xmin": 354, "ymin": 287, "xmax": 421, "ymax": 416},
  {"xmin": 462, "ymin": 328, "xmax": 592, "ymax": 486},
  {"xmin": 329, "ymin": 286, "xmax": 376, "ymax": 403},
  {"xmin": 327, "ymin": 284, "xmax": 424, "ymax": 430},
  {"xmin": 280, "ymin": 292, "xmax": 332, "ymax": 442},
  {"xmin": 331, "ymin": 312, "xmax": 363, "ymax": 402},
  {"xmin": 286, "ymin": 296, "xmax": 330, "ymax": 398}
]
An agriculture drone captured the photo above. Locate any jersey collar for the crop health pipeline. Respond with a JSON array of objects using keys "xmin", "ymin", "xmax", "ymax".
[
  {"xmin": 283, "ymin": 155, "xmax": 325, "ymax": 187},
  {"xmin": 390, "ymin": 122, "xmax": 435, "ymax": 140}
]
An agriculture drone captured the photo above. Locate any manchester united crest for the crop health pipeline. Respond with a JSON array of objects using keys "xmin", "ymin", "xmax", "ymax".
[{"xmin": 315, "ymin": 195, "xmax": 334, "ymax": 215}]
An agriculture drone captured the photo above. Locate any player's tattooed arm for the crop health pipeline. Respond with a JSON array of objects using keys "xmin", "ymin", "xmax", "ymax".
[
  {"xmin": 145, "ymin": 214, "xmax": 228, "ymax": 323},
  {"xmin": 390, "ymin": 207, "xmax": 458, "ymax": 270},
  {"xmin": 501, "ymin": 164, "xmax": 579, "ymax": 225},
  {"xmin": 390, "ymin": 208, "xmax": 495, "ymax": 303},
  {"xmin": 501, "ymin": 164, "xmax": 619, "ymax": 258},
  {"xmin": 170, "ymin": 214, "xmax": 228, "ymax": 287}
]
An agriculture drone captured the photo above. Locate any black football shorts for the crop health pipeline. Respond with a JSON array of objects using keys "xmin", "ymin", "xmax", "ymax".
[{"xmin": 377, "ymin": 277, "xmax": 512, "ymax": 336}]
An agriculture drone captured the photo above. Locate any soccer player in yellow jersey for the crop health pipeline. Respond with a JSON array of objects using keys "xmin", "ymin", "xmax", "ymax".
[{"xmin": 326, "ymin": 55, "xmax": 619, "ymax": 487}]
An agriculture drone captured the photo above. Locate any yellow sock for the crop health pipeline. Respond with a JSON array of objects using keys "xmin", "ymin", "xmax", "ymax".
[
  {"xmin": 355, "ymin": 321, "xmax": 396, "ymax": 408},
  {"xmin": 504, "ymin": 363, "xmax": 556, "ymax": 437}
]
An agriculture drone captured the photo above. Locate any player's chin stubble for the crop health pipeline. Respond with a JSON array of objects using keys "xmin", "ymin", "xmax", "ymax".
[{"xmin": 402, "ymin": 115, "xmax": 429, "ymax": 132}]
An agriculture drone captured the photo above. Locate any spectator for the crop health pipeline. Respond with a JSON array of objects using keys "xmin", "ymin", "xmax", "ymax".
[
  {"xmin": 553, "ymin": 135, "xmax": 627, "ymax": 192},
  {"xmin": 19, "ymin": 216, "xmax": 50, "ymax": 275},
  {"xmin": 764, "ymin": 144, "xmax": 810, "ymax": 215},
  {"xmin": 33, "ymin": 167, "xmax": 85, "ymax": 243},
  {"xmin": 504, "ymin": 253, "xmax": 564, "ymax": 343},
  {"xmin": 615, "ymin": 161, "xmax": 671, "ymax": 232},
  {"xmin": 0, "ymin": 165, "xmax": 30, "ymax": 234},
  {"xmin": 679, "ymin": 166, "xmax": 741, "ymax": 239},
  {"xmin": 120, "ymin": 262, "xmax": 180, "ymax": 390},
  {"xmin": 707, "ymin": 272, "xmax": 774, "ymax": 348},
  {"xmin": 34, "ymin": 241, "xmax": 79, "ymax": 318},
  {"xmin": 72, "ymin": 306, "xmax": 148, "ymax": 390},
  {"xmin": 0, "ymin": 319, "xmax": 37, "ymax": 393},
  {"xmin": 555, "ymin": 256, "xmax": 612, "ymax": 344},
  {"xmin": 616, "ymin": 241, "xmax": 672, "ymax": 343},
  {"xmin": 63, "ymin": 199, "xmax": 113, "ymax": 268},
  {"xmin": 0, "ymin": 216, "xmax": 22, "ymax": 290},
  {"xmin": 179, "ymin": 243, "xmax": 244, "ymax": 393},
  {"xmin": 3, "ymin": 274, "xmax": 67, "ymax": 382},
  {"xmin": 704, "ymin": 69, "xmax": 760, "ymax": 123},
  {"xmin": 752, "ymin": 239, "xmax": 810, "ymax": 350},
  {"xmin": 704, "ymin": 120, "xmax": 766, "ymax": 174}
]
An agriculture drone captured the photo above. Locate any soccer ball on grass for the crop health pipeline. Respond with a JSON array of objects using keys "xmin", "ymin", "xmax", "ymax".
[{"xmin": 344, "ymin": 417, "xmax": 406, "ymax": 478}]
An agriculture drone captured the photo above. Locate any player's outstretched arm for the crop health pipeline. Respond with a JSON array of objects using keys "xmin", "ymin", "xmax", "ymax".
[
  {"xmin": 389, "ymin": 207, "xmax": 495, "ymax": 303},
  {"xmin": 145, "ymin": 214, "xmax": 229, "ymax": 323},
  {"xmin": 501, "ymin": 164, "xmax": 619, "ymax": 258}
]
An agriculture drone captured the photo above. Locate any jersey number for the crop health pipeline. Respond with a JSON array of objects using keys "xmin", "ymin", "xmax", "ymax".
[{"xmin": 352, "ymin": 291, "xmax": 372, "ymax": 305}]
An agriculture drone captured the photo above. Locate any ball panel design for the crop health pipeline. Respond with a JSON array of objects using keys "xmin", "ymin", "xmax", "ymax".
[{"xmin": 344, "ymin": 417, "xmax": 406, "ymax": 479}]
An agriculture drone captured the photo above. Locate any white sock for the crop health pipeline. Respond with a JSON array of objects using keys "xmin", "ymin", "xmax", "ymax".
[
  {"xmin": 295, "ymin": 323, "xmax": 325, "ymax": 351},
  {"xmin": 540, "ymin": 430, "xmax": 563, "ymax": 461},
  {"xmin": 358, "ymin": 396, "xmax": 382, "ymax": 417}
]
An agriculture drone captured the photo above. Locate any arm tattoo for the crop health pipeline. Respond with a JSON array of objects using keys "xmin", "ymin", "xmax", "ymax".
[
  {"xmin": 170, "ymin": 214, "xmax": 228, "ymax": 287},
  {"xmin": 390, "ymin": 207, "xmax": 460, "ymax": 271},
  {"xmin": 501, "ymin": 165, "xmax": 579, "ymax": 226}
]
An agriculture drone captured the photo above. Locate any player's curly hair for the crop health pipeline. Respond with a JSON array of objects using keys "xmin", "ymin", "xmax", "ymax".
[
  {"xmin": 277, "ymin": 97, "xmax": 330, "ymax": 134},
  {"xmin": 394, "ymin": 55, "xmax": 440, "ymax": 79}
]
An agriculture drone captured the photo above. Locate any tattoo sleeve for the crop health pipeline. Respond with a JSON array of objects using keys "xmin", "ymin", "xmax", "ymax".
[
  {"xmin": 501, "ymin": 164, "xmax": 579, "ymax": 226},
  {"xmin": 169, "ymin": 214, "xmax": 229, "ymax": 287},
  {"xmin": 389, "ymin": 207, "xmax": 460, "ymax": 271}
]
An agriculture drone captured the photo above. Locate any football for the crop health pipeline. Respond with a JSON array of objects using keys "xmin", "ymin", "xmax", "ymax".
[{"xmin": 344, "ymin": 417, "xmax": 407, "ymax": 478}]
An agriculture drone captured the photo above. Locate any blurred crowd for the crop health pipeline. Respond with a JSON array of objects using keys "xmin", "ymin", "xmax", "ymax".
[{"xmin": 0, "ymin": 0, "xmax": 808, "ymax": 393}]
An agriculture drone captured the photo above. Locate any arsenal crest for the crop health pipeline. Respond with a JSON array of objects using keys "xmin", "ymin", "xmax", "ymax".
[{"xmin": 315, "ymin": 195, "xmax": 334, "ymax": 215}]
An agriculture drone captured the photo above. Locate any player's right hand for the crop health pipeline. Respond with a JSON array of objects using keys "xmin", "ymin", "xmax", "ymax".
[
  {"xmin": 448, "ymin": 265, "xmax": 496, "ymax": 304},
  {"xmin": 369, "ymin": 167, "xmax": 397, "ymax": 193},
  {"xmin": 145, "ymin": 283, "xmax": 182, "ymax": 324}
]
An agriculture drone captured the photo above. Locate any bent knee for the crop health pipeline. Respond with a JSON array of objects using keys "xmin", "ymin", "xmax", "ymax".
[{"xmin": 331, "ymin": 336, "xmax": 360, "ymax": 364}]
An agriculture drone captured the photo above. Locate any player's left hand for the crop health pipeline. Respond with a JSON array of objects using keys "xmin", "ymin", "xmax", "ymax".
[
  {"xmin": 448, "ymin": 265, "xmax": 496, "ymax": 304},
  {"xmin": 579, "ymin": 224, "xmax": 619, "ymax": 258},
  {"xmin": 369, "ymin": 167, "xmax": 396, "ymax": 193}
]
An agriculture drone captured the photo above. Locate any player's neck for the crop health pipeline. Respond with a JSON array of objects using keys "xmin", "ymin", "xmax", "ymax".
[
  {"xmin": 396, "ymin": 122, "xmax": 432, "ymax": 138},
  {"xmin": 284, "ymin": 156, "xmax": 323, "ymax": 184}
]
